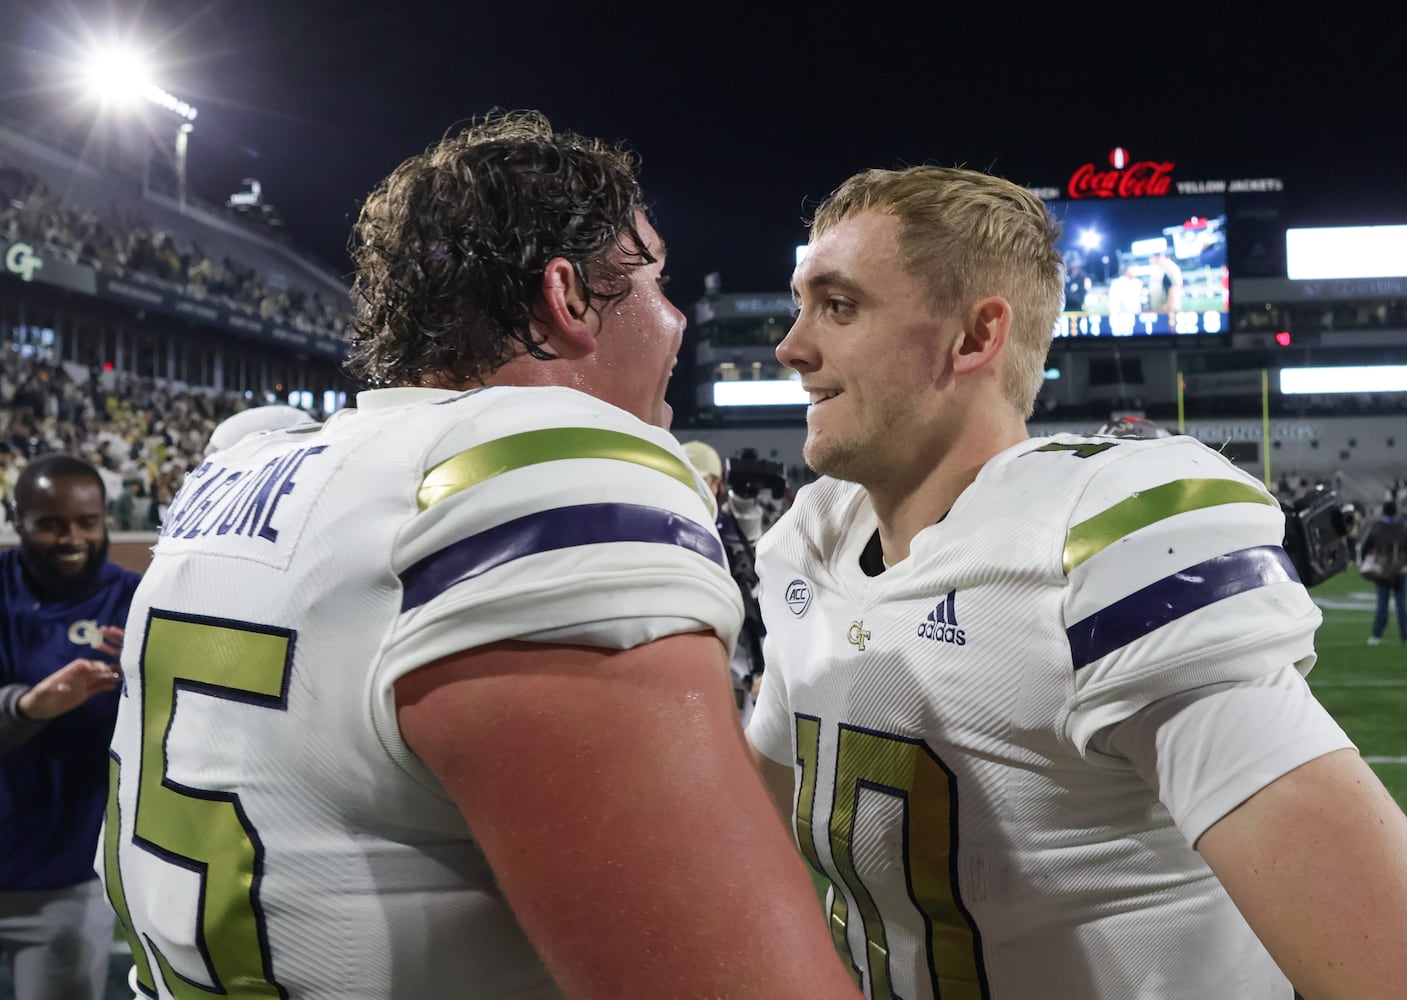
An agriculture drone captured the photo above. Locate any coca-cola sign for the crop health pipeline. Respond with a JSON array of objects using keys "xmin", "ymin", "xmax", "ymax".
[{"xmin": 1068, "ymin": 153, "xmax": 1176, "ymax": 199}]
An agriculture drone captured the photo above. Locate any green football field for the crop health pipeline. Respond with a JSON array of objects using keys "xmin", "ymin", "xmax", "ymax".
[{"xmin": 1301, "ymin": 569, "xmax": 1407, "ymax": 807}]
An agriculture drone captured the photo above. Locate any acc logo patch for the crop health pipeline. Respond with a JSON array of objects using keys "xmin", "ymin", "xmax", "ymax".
[{"xmin": 785, "ymin": 578, "xmax": 812, "ymax": 617}]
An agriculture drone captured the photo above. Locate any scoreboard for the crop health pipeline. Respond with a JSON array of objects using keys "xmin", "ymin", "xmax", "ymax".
[{"xmin": 1048, "ymin": 193, "xmax": 1230, "ymax": 340}]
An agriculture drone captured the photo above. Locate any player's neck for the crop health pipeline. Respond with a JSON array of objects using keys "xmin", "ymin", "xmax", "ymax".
[{"xmin": 869, "ymin": 418, "xmax": 1028, "ymax": 566}]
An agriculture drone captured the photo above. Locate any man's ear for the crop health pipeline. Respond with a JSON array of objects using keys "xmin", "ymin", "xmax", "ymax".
[
  {"xmin": 531, "ymin": 258, "xmax": 598, "ymax": 360},
  {"xmin": 951, "ymin": 295, "xmax": 1012, "ymax": 376}
]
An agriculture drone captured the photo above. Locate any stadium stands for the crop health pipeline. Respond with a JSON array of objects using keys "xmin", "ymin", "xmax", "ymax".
[{"xmin": 0, "ymin": 122, "xmax": 351, "ymax": 338}]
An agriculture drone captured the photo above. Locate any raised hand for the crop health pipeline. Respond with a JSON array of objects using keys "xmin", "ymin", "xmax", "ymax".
[{"xmin": 17, "ymin": 658, "xmax": 122, "ymax": 721}]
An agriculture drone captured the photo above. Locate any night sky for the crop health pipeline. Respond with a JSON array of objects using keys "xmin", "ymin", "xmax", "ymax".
[{"xmin": 3, "ymin": 0, "xmax": 1406, "ymax": 305}]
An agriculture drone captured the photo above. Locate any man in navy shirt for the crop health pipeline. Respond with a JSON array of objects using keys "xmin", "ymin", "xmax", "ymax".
[{"xmin": 0, "ymin": 454, "xmax": 139, "ymax": 1000}]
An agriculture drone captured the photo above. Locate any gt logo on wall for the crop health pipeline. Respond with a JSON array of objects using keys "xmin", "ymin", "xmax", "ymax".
[{"xmin": 4, "ymin": 241, "xmax": 43, "ymax": 282}]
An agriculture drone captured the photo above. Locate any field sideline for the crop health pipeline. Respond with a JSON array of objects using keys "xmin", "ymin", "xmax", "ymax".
[{"xmin": 1302, "ymin": 569, "xmax": 1407, "ymax": 806}]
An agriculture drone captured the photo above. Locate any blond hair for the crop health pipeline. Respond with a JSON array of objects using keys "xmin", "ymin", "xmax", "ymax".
[{"xmin": 811, "ymin": 166, "xmax": 1064, "ymax": 417}]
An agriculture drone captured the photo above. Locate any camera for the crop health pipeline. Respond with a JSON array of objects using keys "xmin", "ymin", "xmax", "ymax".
[
  {"xmin": 1281, "ymin": 487, "xmax": 1351, "ymax": 587},
  {"xmin": 724, "ymin": 448, "xmax": 787, "ymax": 501}
]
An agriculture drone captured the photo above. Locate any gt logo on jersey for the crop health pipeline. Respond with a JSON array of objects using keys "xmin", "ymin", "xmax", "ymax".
[
  {"xmin": 785, "ymin": 579, "xmax": 812, "ymax": 617},
  {"xmin": 917, "ymin": 589, "xmax": 965, "ymax": 645},
  {"xmin": 846, "ymin": 621, "xmax": 871, "ymax": 651}
]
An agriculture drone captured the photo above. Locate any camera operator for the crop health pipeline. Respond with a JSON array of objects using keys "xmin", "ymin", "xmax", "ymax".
[{"xmin": 682, "ymin": 443, "xmax": 788, "ymax": 724}]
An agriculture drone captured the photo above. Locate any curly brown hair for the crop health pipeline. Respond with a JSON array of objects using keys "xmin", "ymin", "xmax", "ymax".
[{"xmin": 345, "ymin": 110, "xmax": 653, "ymax": 387}]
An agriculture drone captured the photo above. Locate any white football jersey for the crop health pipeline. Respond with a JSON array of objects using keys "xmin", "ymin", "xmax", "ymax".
[
  {"xmin": 101, "ymin": 386, "xmax": 742, "ymax": 1000},
  {"xmin": 748, "ymin": 433, "xmax": 1323, "ymax": 1000}
]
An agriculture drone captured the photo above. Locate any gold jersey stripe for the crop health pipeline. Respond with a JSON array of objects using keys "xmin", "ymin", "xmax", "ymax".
[
  {"xmin": 1064, "ymin": 477, "xmax": 1276, "ymax": 574},
  {"xmin": 417, "ymin": 427, "xmax": 712, "ymax": 512}
]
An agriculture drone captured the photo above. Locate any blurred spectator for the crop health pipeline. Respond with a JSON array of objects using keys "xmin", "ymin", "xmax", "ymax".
[
  {"xmin": 1360, "ymin": 499, "xmax": 1407, "ymax": 646},
  {"xmin": 0, "ymin": 455, "xmax": 140, "ymax": 1000},
  {"xmin": 681, "ymin": 441, "xmax": 789, "ymax": 725},
  {"xmin": 111, "ymin": 476, "xmax": 148, "ymax": 532}
]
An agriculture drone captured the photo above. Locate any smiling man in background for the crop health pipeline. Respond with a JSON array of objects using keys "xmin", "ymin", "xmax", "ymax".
[{"xmin": 1, "ymin": 454, "xmax": 137, "ymax": 1000}]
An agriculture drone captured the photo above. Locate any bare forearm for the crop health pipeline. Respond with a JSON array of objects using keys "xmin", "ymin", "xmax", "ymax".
[
  {"xmin": 1199, "ymin": 749, "xmax": 1407, "ymax": 999},
  {"xmin": 399, "ymin": 636, "xmax": 863, "ymax": 1000}
]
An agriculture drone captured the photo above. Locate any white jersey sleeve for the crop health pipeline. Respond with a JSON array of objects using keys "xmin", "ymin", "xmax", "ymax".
[
  {"xmin": 1059, "ymin": 435, "xmax": 1322, "ymax": 752},
  {"xmin": 1102, "ymin": 666, "xmax": 1355, "ymax": 844},
  {"xmin": 370, "ymin": 386, "xmax": 744, "ymax": 764}
]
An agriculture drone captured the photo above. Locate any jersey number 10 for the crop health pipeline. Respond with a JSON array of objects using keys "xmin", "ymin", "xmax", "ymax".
[{"xmin": 793, "ymin": 715, "xmax": 991, "ymax": 1000}]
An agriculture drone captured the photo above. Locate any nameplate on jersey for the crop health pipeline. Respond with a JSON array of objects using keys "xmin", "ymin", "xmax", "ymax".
[{"xmin": 157, "ymin": 442, "xmax": 338, "ymax": 569}]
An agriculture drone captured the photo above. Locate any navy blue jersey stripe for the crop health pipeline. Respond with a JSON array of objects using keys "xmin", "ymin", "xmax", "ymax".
[
  {"xmin": 1067, "ymin": 545, "xmax": 1299, "ymax": 670},
  {"xmin": 399, "ymin": 502, "xmax": 726, "ymax": 612}
]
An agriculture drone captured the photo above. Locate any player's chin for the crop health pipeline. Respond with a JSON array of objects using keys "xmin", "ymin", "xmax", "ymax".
[{"xmin": 801, "ymin": 434, "xmax": 836, "ymax": 476}]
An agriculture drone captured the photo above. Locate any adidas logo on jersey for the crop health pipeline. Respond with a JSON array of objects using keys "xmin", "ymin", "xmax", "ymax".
[{"xmin": 917, "ymin": 589, "xmax": 965, "ymax": 645}]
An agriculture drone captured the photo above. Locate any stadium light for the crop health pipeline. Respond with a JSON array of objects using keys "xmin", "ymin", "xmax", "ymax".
[
  {"xmin": 80, "ymin": 45, "xmax": 198, "ymax": 121},
  {"xmin": 1286, "ymin": 226, "xmax": 1407, "ymax": 280},
  {"xmin": 1280, "ymin": 365, "xmax": 1407, "ymax": 395},
  {"xmin": 1078, "ymin": 228, "xmax": 1101, "ymax": 251},
  {"xmin": 80, "ymin": 45, "xmax": 150, "ymax": 109},
  {"xmin": 713, "ymin": 379, "xmax": 809, "ymax": 407},
  {"xmin": 80, "ymin": 43, "xmax": 199, "ymax": 212}
]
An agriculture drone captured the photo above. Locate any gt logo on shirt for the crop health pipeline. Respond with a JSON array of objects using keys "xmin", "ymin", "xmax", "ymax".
[
  {"xmin": 846, "ymin": 621, "xmax": 871, "ymax": 651},
  {"xmin": 68, "ymin": 619, "xmax": 103, "ymax": 649}
]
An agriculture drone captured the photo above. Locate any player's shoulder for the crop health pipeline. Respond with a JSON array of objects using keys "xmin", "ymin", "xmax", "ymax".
[
  {"xmin": 758, "ymin": 476, "xmax": 869, "ymax": 568},
  {"xmin": 1002, "ymin": 432, "xmax": 1275, "ymax": 522},
  {"xmin": 206, "ymin": 405, "xmax": 317, "ymax": 455},
  {"xmin": 399, "ymin": 385, "xmax": 687, "ymax": 471}
]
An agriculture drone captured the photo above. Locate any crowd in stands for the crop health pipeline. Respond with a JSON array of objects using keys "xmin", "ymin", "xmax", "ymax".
[
  {"xmin": 1236, "ymin": 299, "xmax": 1407, "ymax": 334},
  {"xmin": 0, "ymin": 349, "xmax": 278, "ymax": 532},
  {"xmin": 0, "ymin": 162, "xmax": 351, "ymax": 337}
]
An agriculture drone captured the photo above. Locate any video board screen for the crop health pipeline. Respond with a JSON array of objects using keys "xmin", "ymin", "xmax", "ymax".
[{"xmin": 1049, "ymin": 194, "xmax": 1229, "ymax": 339}]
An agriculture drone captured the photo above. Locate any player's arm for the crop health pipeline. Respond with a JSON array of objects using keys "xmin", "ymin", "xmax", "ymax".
[
  {"xmin": 744, "ymin": 631, "xmax": 797, "ymax": 825},
  {"xmin": 1196, "ymin": 749, "xmax": 1407, "ymax": 1000},
  {"xmin": 0, "ymin": 626, "xmax": 123, "ymax": 752},
  {"xmin": 16, "ymin": 658, "xmax": 122, "ymax": 719},
  {"xmin": 396, "ymin": 631, "xmax": 862, "ymax": 1000},
  {"xmin": 748, "ymin": 740, "xmax": 797, "ymax": 826}
]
